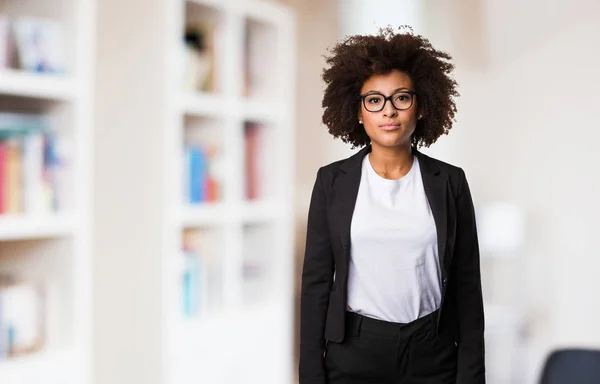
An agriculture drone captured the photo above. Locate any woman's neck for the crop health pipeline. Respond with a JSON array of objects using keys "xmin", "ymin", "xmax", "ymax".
[{"xmin": 368, "ymin": 143, "xmax": 414, "ymax": 180}]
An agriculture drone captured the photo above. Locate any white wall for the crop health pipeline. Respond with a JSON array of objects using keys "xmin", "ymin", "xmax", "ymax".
[
  {"xmin": 422, "ymin": 0, "xmax": 600, "ymax": 382},
  {"xmin": 93, "ymin": 0, "xmax": 166, "ymax": 383},
  {"xmin": 285, "ymin": 0, "xmax": 340, "ymax": 374},
  {"xmin": 288, "ymin": 0, "xmax": 341, "ymax": 219},
  {"xmin": 339, "ymin": 0, "xmax": 423, "ymax": 37}
]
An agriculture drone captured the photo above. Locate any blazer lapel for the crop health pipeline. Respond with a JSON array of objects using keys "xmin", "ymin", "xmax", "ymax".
[
  {"xmin": 332, "ymin": 146, "xmax": 369, "ymax": 254},
  {"xmin": 414, "ymin": 149, "xmax": 448, "ymax": 276}
]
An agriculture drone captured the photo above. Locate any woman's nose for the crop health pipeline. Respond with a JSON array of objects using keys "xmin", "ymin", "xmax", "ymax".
[{"xmin": 383, "ymin": 100, "xmax": 398, "ymax": 118}]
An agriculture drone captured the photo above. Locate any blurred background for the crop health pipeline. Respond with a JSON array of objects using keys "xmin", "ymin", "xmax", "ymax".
[{"xmin": 0, "ymin": 0, "xmax": 599, "ymax": 383}]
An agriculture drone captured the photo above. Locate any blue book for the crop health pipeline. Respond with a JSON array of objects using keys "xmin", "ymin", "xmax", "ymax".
[
  {"xmin": 188, "ymin": 146, "xmax": 208, "ymax": 204},
  {"xmin": 182, "ymin": 250, "xmax": 202, "ymax": 316},
  {"xmin": 197, "ymin": 146, "xmax": 208, "ymax": 203},
  {"xmin": 188, "ymin": 147, "xmax": 201, "ymax": 204}
]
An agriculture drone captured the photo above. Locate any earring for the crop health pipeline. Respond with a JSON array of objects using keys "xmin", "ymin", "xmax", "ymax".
[
  {"xmin": 359, "ymin": 120, "xmax": 363, "ymax": 124},
  {"xmin": 418, "ymin": 115, "xmax": 423, "ymax": 120}
]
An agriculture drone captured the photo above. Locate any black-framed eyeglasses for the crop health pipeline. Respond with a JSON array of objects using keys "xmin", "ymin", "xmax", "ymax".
[{"xmin": 359, "ymin": 90, "xmax": 417, "ymax": 112}]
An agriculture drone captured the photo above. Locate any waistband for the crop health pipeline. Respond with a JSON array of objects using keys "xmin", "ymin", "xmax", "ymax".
[{"xmin": 345, "ymin": 310, "xmax": 439, "ymax": 338}]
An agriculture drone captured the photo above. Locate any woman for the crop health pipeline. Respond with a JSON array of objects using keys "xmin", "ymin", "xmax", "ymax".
[{"xmin": 299, "ymin": 27, "xmax": 485, "ymax": 384}]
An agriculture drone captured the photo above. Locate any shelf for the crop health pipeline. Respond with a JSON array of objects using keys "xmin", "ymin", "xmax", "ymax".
[
  {"xmin": 180, "ymin": 201, "xmax": 286, "ymax": 227},
  {"xmin": 174, "ymin": 300, "xmax": 281, "ymax": 337},
  {"xmin": 175, "ymin": 306, "xmax": 232, "ymax": 335},
  {"xmin": 185, "ymin": 0, "xmax": 228, "ymax": 11},
  {"xmin": 181, "ymin": 94, "xmax": 286, "ymax": 122},
  {"xmin": 243, "ymin": 0, "xmax": 292, "ymax": 26},
  {"xmin": 0, "ymin": 70, "xmax": 78, "ymax": 101},
  {"xmin": 241, "ymin": 200, "xmax": 285, "ymax": 223},
  {"xmin": 242, "ymin": 98, "xmax": 285, "ymax": 123},
  {"xmin": 0, "ymin": 348, "xmax": 76, "ymax": 384},
  {"xmin": 181, "ymin": 203, "xmax": 230, "ymax": 227},
  {"xmin": 0, "ymin": 214, "xmax": 75, "ymax": 241},
  {"xmin": 180, "ymin": 92, "xmax": 225, "ymax": 117}
]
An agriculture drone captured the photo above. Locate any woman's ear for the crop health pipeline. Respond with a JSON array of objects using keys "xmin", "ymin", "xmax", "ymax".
[{"xmin": 358, "ymin": 112, "xmax": 363, "ymax": 124}]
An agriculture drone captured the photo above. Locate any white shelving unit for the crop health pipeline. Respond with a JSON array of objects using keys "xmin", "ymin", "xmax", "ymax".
[
  {"xmin": 94, "ymin": 0, "xmax": 294, "ymax": 382},
  {"xmin": 0, "ymin": 70, "xmax": 79, "ymax": 101},
  {"xmin": 163, "ymin": 1, "xmax": 296, "ymax": 383},
  {"xmin": 0, "ymin": 214, "xmax": 76, "ymax": 241},
  {"xmin": 0, "ymin": 0, "xmax": 95, "ymax": 383}
]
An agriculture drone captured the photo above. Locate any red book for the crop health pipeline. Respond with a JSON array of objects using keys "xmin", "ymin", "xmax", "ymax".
[
  {"xmin": 245, "ymin": 123, "xmax": 259, "ymax": 200},
  {"xmin": 206, "ymin": 176, "xmax": 217, "ymax": 202}
]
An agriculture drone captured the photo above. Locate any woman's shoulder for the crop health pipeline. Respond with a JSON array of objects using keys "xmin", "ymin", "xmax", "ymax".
[
  {"xmin": 315, "ymin": 146, "xmax": 367, "ymax": 176},
  {"xmin": 415, "ymin": 150, "xmax": 471, "ymax": 197},
  {"xmin": 318, "ymin": 158, "xmax": 348, "ymax": 174},
  {"xmin": 415, "ymin": 150, "xmax": 464, "ymax": 176}
]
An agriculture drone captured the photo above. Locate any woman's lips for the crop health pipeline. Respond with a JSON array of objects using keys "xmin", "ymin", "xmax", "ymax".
[{"xmin": 379, "ymin": 124, "xmax": 401, "ymax": 131}]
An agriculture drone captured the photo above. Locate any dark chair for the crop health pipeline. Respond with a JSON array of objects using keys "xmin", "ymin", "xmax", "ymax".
[{"xmin": 540, "ymin": 348, "xmax": 600, "ymax": 384}]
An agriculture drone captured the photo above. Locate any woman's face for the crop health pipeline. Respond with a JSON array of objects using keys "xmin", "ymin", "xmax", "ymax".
[{"xmin": 358, "ymin": 69, "xmax": 420, "ymax": 150}]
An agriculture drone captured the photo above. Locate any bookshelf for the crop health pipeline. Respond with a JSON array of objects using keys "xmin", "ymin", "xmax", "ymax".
[
  {"xmin": 94, "ymin": 0, "xmax": 295, "ymax": 383},
  {"xmin": 164, "ymin": 1, "xmax": 296, "ymax": 383},
  {"xmin": 0, "ymin": 70, "xmax": 78, "ymax": 101},
  {"xmin": 0, "ymin": 0, "xmax": 94, "ymax": 383},
  {"xmin": 0, "ymin": 214, "xmax": 75, "ymax": 241}
]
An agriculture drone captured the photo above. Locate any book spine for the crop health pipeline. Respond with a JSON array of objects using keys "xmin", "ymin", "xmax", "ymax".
[
  {"xmin": 22, "ymin": 132, "xmax": 45, "ymax": 214},
  {"xmin": 5, "ymin": 138, "xmax": 22, "ymax": 213},
  {"xmin": 188, "ymin": 147, "xmax": 200, "ymax": 204},
  {"xmin": 245, "ymin": 123, "xmax": 258, "ymax": 200},
  {"xmin": 43, "ymin": 133, "xmax": 60, "ymax": 212}
]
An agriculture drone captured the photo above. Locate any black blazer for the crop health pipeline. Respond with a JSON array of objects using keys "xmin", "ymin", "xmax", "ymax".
[{"xmin": 299, "ymin": 145, "xmax": 485, "ymax": 384}]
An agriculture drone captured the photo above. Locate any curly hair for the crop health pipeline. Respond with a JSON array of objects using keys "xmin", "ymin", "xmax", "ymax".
[{"xmin": 321, "ymin": 26, "xmax": 459, "ymax": 149}]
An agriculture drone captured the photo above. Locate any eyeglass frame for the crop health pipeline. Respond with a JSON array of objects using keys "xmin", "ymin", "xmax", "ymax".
[{"xmin": 358, "ymin": 90, "xmax": 418, "ymax": 112}]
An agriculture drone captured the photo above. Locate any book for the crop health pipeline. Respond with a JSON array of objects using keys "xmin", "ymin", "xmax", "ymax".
[
  {"xmin": 181, "ymin": 230, "xmax": 212, "ymax": 317},
  {"xmin": 185, "ymin": 145, "xmax": 207, "ymax": 204},
  {"xmin": 184, "ymin": 142, "xmax": 222, "ymax": 204},
  {"xmin": 245, "ymin": 123, "xmax": 267, "ymax": 200},
  {"xmin": 0, "ymin": 113, "xmax": 61, "ymax": 214},
  {"xmin": 0, "ymin": 279, "xmax": 46, "ymax": 359},
  {"xmin": 4, "ymin": 137, "xmax": 22, "ymax": 213},
  {"xmin": 22, "ymin": 132, "xmax": 45, "ymax": 213}
]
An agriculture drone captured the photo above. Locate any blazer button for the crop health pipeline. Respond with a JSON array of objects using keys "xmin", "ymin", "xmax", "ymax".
[{"xmin": 442, "ymin": 277, "xmax": 448, "ymax": 287}]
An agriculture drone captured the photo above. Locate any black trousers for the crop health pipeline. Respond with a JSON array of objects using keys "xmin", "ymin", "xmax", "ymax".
[{"xmin": 325, "ymin": 310, "xmax": 458, "ymax": 384}]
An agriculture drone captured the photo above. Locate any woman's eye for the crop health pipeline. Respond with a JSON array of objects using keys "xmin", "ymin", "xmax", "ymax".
[
  {"xmin": 395, "ymin": 95, "xmax": 409, "ymax": 101},
  {"xmin": 367, "ymin": 97, "xmax": 382, "ymax": 104}
]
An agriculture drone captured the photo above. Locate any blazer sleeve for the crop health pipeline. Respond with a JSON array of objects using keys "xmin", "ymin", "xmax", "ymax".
[
  {"xmin": 455, "ymin": 168, "xmax": 486, "ymax": 383},
  {"xmin": 299, "ymin": 167, "xmax": 335, "ymax": 384}
]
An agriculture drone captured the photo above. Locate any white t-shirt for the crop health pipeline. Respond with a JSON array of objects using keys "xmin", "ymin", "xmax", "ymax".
[{"xmin": 346, "ymin": 153, "xmax": 442, "ymax": 323}]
